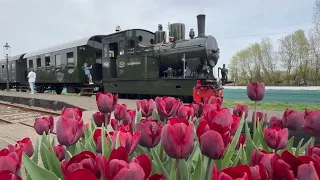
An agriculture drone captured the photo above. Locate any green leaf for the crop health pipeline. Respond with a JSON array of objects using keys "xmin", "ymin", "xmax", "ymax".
[
  {"xmin": 295, "ymin": 138, "xmax": 304, "ymax": 156},
  {"xmin": 193, "ymin": 155, "xmax": 203, "ymax": 180},
  {"xmin": 240, "ymin": 145, "xmax": 248, "ymax": 164},
  {"xmin": 101, "ymin": 126, "xmax": 110, "ymax": 158},
  {"xmin": 300, "ymin": 137, "xmax": 313, "ymax": 154},
  {"xmin": 232, "ymin": 146, "xmax": 242, "ymax": 167},
  {"xmin": 115, "ymin": 131, "xmax": 121, "ymax": 149},
  {"xmin": 244, "ymin": 119, "xmax": 258, "ymax": 163},
  {"xmin": 22, "ymin": 153, "xmax": 59, "ymax": 180},
  {"xmin": 42, "ymin": 142, "xmax": 62, "ymax": 178},
  {"xmin": 31, "ymin": 137, "xmax": 39, "ymax": 164},
  {"xmin": 151, "ymin": 148, "xmax": 169, "ymax": 178},
  {"xmin": 169, "ymin": 160, "xmax": 176, "ymax": 180},
  {"xmin": 152, "ymin": 109, "xmax": 160, "ymax": 121},
  {"xmin": 136, "ymin": 109, "xmax": 143, "ymax": 124},
  {"xmin": 163, "ymin": 157, "xmax": 173, "ymax": 174},
  {"xmin": 180, "ymin": 159, "xmax": 189, "ymax": 180},
  {"xmin": 40, "ymin": 134, "xmax": 50, "ymax": 170},
  {"xmin": 222, "ymin": 113, "xmax": 245, "ymax": 167},
  {"xmin": 186, "ymin": 141, "xmax": 200, "ymax": 171}
]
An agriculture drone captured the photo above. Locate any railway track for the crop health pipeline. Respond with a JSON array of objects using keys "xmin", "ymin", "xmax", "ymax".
[{"xmin": 0, "ymin": 101, "xmax": 61, "ymax": 127}]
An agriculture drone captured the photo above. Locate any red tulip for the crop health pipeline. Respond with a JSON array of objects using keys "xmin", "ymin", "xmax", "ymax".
[
  {"xmin": 56, "ymin": 116, "xmax": 84, "ymax": 146},
  {"xmin": 306, "ymin": 145, "xmax": 320, "ymax": 157},
  {"xmin": 272, "ymin": 158, "xmax": 295, "ymax": 180},
  {"xmin": 65, "ymin": 169, "xmax": 99, "ymax": 180},
  {"xmin": 161, "ymin": 118, "xmax": 194, "ymax": 159},
  {"xmin": 123, "ymin": 109, "xmax": 136, "ymax": 123},
  {"xmin": 204, "ymin": 108, "xmax": 233, "ymax": 128},
  {"xmin": 148, "ymin": 174, "xmax": 166, "ymax": 180},
  {"xmin": 249, "ymin": 164, "xmax": 268, "ymax": 180},
  {"xmin": 177, "ymin": 104, "xmax": 195, "ymax": 120},
  {"xmin": 8, "ymin": 138, "xmax": 34, "ymax": 158},
  {"xmin": 136, "ymin": 99, "xmax": 155, "ymax": 117},
  {"xmin": 203, "ymin": 103, "xmax": 228, "ymax": 115},
  {"xmin": 263, "ymin": 127, "xmax": 288, "ymax": 150},
  {"xmin": 0, "ymin": 170, "xmax": 22, "ymax": 180},
  {"xmin": 136, "ymin": 119, "xmax": 163, "ymax": 148},
  {"xmin": 230, "ymin": 134, "xmax": 246, "ymax": 150},
  {"xmin": 0, "ymin": 148, "xmax": 22, "ymax": 174},
  {"xmin": 155, "ymin": 96, "xmax": 181, "ymax": 118},
  {"xmin": 233, "ymin": 104, "xmax": 249, "ymax": 119},
  {"xmin": 111, "ymin": 128, "xmax": 141, "ymax": 155},
  {"xmin": 247, "ymin": 81, "xmax": 265, "ymax": 101},
  {"xmin": 93, "ymin": 112, "xmax": 109, "ymax": 127},
  {"xmin": 257, "ymin": 152, "xmax": 280, "ymax": 178},
  {"xmin": 53, "ymin": 144, "xmax": 66, "ymax": 161},
  {"xmin": 114, "ymin": 104, "xmax": 127, "ymax": 120},
  {"xmin": 34, "ymin": 116, "xmax": 54, "ymax": 135},
  {"xmin": 230, "ymin": 115, "xmax": 241, "ymax": 135},
  {"xmin": 132, "ymin": 154, "xmax": 152, "ymax": 178},
  {"xmin": 61, "ymin": 107, "xmax": 82, "ymax": 120},
  {"xmin": 111, "ymin": 119, "xmax": 133, "ymax": 132},
  {"xmin": 297, "ymin": 162, "xmax": 320, "ymax": 180},
  {"xmin": 96, "ymin": 92, "xmax": 118, "ymax": 113},
  {"xmin": 93, "ymin": 129, "xmax": 113, "ymax": 153},
  {"xmin": 197, "ymin": 121, "xmax": 229, "ymax": 159},
  {"xmin": 283, "ymin": 108, "xmax": 304, "ymax": 131},
  {"xmin": 192, "ymin": 102, "xmax": 204, "ymax": 118},
  {"xmin": 268, "ymin": 117, "xmax": 283, "ymax": 128},
  {"xmin": 61, "ymin": 151, "xmax": 100, "ymax": 178},
  {"xmin": 304, "ymin": 110, "xmax": 320, "ymax": 137},
  {"xmin": 252, "ymin": 111, "xmax": 267, "ymax": 125},
  {"xmin": 208, "ymin": 96, "xmax": 223, "ymax": 105},
  {"xmin": 212, "ymin": 164, "xmax": 253, "ymax": 180}
]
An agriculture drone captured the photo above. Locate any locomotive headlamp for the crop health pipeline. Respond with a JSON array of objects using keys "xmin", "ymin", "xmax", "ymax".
[{"xmin": 3, "ymin": 42, "xmax": 11, "ymax": 55}]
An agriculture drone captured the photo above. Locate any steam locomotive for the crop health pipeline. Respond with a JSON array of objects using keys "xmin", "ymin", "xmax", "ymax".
[{"xmin": 0, "ymin": 14, "xmax": 231, "ymax": 102}]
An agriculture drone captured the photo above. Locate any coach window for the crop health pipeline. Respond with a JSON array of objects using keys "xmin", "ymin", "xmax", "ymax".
[
  {"xmin": 36, "ymin": 57, "xmax": 41, "ymax": 68},
  {"xmin": 127, "ymin": 39, "xmax": 135, "ymax": 54},
  {"xmin": 10, "ymin": 63, "xmax": 15, "ymax": 72},
  {"xmin": 45, "ymin": 56, "xmax": 51, "ymax": 66},
  {"xmin": 66, "ymin": 52, "xmax": 74, "ymax": 64},
  {"xmin": 55, "ymin": 54, "xmax": 62, "ymax": 66},
  {"xmin": 1, "ymin": 64, "xmax": 4, "ymax": 74},
  {"xmin": 29, "ymin": 60, "xmax": 33, "ymax": 69}
]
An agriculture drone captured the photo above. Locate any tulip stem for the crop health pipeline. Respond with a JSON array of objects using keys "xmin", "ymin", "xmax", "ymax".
[
  {"xmin": 254, "ymin": 101, "xmax": 257, "ymax": 128},
  {"xmin": 176, "ymin": 159, "xmax": 182, "ymax": 180},
  {"xmin": 204, "ymin": 158, "xmax": 212, "ymax": 180}
]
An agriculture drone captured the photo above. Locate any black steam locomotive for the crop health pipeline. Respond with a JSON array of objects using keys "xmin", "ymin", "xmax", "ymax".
[{"xmin": 0, "ymin": 14, "xmax": 229, "ymax": 102}]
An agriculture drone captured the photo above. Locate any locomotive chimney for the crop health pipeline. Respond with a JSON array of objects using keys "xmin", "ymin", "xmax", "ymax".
[
  {"xmin": 197, "ymin": 14, "xmax": 206, "ymax": 37},
  {"xmin": 158, "ymin": 24, "xmax": 163, "ymax": 31}
]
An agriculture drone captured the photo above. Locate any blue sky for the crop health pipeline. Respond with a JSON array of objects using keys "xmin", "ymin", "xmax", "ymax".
[{"xmin": 0, "ymin": 0, "xmax": 315, "ymax": 70}]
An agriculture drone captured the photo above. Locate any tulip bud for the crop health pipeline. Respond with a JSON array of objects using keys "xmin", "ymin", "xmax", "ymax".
[
  {"xmin": 61, "ymin": 107, "xmax": 82, "ymax": 120},
  {"xmin": 8, "ymin": 138, "xmax": 34, "ymax": 158},
  {"xmin": 247, "ymin": 81, "xmax": 265, "ymax": 101},
  {"xmin": 93, "ymin": 129, "xmax": 113, "ymax": 153},
  {"xmin": 56, "ymin": 116, "xmax": 84, "ymax": 146},
  {"xmin": 282, "ymin": 108, "xmax": 304, "ymax": 131},
  {"xmin": 96, "ymin": 92, "xmax": 118, "ymax": 113},
  {"xmin": 65, "ymin": 169, "xmax": 99, "ymax": 180},
  {"xmin": 263, "ymin": 127, "xmax": 288, "ymax": 150},
  {"xmin": 230, "ymin": 115, "xmax": 241, "ymax": 135},
  {"xmin": 114, "ymin": 104, "xmax": 127, "ymax": 120},
  {"xmin": 34, "ymin": 116, "xmax": 54, "ymax": 135},
  {"xmin": 233, "ymin": 104, "xmax": 249, "ymax": 119},
  {"xmin": 93, "ymin": 112, "xmax": 108, "ymax": 127},
  {"xmin": 192, "ymin": 102, "xmax": 204, "ymax": 118},
  {"xmin": 136, "ymin": 119, "xmax": 163, "ymax": 148},
  {"xmin": 123, "ymin": 109, "xmax": 136, "ymax": 123},
  {"xmin": 208, "ymin": 96, "xmax": 223, "ymax": 105},
  {"xmin": 136, "ymin": 99, "xmax": 155, "ymax": 118},
  {"xmin": 111, "ymin": 128, "xmax": 141, "ymax": 155},
  {"xmin": 155, "ymin": 96, "xmax": 181, "ymax": 119},
  {"xmin": 297, "ymin": 162, "xmax": 319, "ymax": 180},
  {"xmin": 0, "ymin": 170, "xmax": 22, "ymax": 180},
  {"xmin": 0, "ymin": 148, "xmax": 22, "ymax": 174},
  {"xmin": 111, "ymin": 119, "xmax": 133, "ymax": 132},
  {"xmin": 269, "ymin": 117, "xmax": 283, "ymax": 129},
  {"xmin": 177, "ymin": 104, "xmax": 195, "ymax": 120},
  {"xmin": 53, "ymin": 144, "xmax": 66, "ymax": 161},
  {"xmin": 304, "ymin": 110, "xmax": 320, "ymax": 137}
]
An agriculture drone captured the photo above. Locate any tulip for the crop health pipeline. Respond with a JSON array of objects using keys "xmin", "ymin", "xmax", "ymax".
[
  {"xmin": 272, "ymin": 158, "xmax": 295, "ymax": 179},
  {"xmin": 111, "ymin": 119, "xmax": 133, "ymax": 132},
  {"xmin": 192, "ymin": 102, "xmax": 203, "ymax": 118},
  {"xmin": 114, "ymin": 104, "xmax": 127, "ymax": 120},
  {"xmin": 283, "ymin": 108, "xmax": 304, "ymax": 131},
  {"xmin": 297, "ymin": 162, "xmax": 319, "ymax": 180},
  {"xmin": 252, "ymin": 111, "xmax": 267, "ymax": 125},
  {"xmin": 161, "ymin": 118, "xmax": 194, "ymax": 159},
  {"xmin": 93, "ymin": 129, "xmax": 113, "ymax": 153},
  {"xmin": 263, "ymin": 127, "xmax": 288, "ymax": 150},
  {"xmin": 123, "ymin": 109, "xmax": 136, "ymax": 123},
  {"xmin": 135, "ymin": 119, "xmax": 163, "ymax": 148},
  {"xmin": 132, "ymin": 154, "xmax": 152, "ymax": 178},
  {"xmin": 304, "ymin": 110, "xmax": 320, "ymax": 137},
  {"xmin": 56, "ymin": 116, "xmax": 84, "ymax": 146},
  {"xmin": 203, "ymin": 103, "xmax": 228, "ymax": 115},
  {"xmin": 0, "ymin": 148, "xmax": 22, "ymax": 174},
  {"xmin": 197, "ymin": 121, "xmax": 228, "ymax": 159},
  {"xmin": 53, "ymin": 144, "xmax": 66, "ymax": 161},
  {"xmin": 65, "ymin": 169, "xmax": 99, "ymax": 180},
  {"xmin": 8, "ymin": 137, "xmax": 34, "ymax": 158},
  {"xmin": 136, "ymin": 99, "xmax": 155, "ymax": 117},
  {"xmin": 306, "ymin": 145, "xmax": 320, "ymax": 157},
  {"xmin": 208, "ymin": 96, "xmax": 223, "ymax": 105},
  {"xmin": 269, "ymin": 116, "xmax": 283, "ymax": 128},
  {"xmin": 96, "ymin": 92, "xmax": 118, "ymax": 113},
  {"xmin": 212, "ymin": 164, "xmax": 253, "ymax": 180},
  {"xmin": 34, "ymin": 116, "xmax": 54, "ymax": 135},
  {"xmin": 93, "ymin": 112, "xmax": 109, "ymax": 127},
  {"xmin": 177, "ymin": 104, "xmax": 195, "ymax": 120},
  {"xmin": 258, "ymin": 152, "xmax": 280, "ymax": 178},
  {"xmin": 61, "ymin": 107, "xmax": 82, "ymax": 120},
  {"xmin": 61, "ymin": 151, "xmax": 100, "ymax": 178},
  {"xmin": 0, "ymin": 170, "xmax": 22, "ymax": 180},
  {"xmin": 204, "ymin": 108, "xmax": 233, "ymax": 128},
  {"xmin": 148, "ymin": 174, "xmax": 166, "ymax": 180},
  {"xmin": 111, "ymin": 128, "xmax": 141, "ymax": 155},
  {"xmin": 247, "ymin": 81, "xmax": 265, "ymax": 101},
  {"xmin": 249, "ymin": 164, "xmax": 268, "ymax": 180},
  {"xmin": 230, "ymin": 115, "xmax": 241, "ymax": 135},
  {"xmin": 155, "ymin": 96, "xmax": 181, "ymax": 119},
  {"xmin": 230, "ymin": 134, "xmax": 246, "ymax": 150},
  {"xmin": 233, "ymin": 104, "xmax": 249, "ymax": 119}
]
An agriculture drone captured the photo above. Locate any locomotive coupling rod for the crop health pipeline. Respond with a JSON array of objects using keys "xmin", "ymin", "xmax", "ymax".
[{"xmin": 182, "ymin": 54, "xmax": 186, "ymax": 78}]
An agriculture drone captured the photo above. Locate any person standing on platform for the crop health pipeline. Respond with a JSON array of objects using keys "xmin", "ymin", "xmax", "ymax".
[
  {"xmin": 27, "ymin": 68, "xmax": 36, "ymax": 94},
  {"xmin": 83, "ymin": 63, "xmax": 94, "ymax": 84}
]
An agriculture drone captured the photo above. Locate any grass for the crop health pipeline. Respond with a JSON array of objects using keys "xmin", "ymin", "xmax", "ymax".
[{"xmin": 223, "ymin": 99, "xmax": 319, "ymax": 111}]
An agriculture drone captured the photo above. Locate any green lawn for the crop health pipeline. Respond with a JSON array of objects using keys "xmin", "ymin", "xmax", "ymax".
[{"xmin": 223, "ymin": 100, "xmax": 319, "ymax": 111}]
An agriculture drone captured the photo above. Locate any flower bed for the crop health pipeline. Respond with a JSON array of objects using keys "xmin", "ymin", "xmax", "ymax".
[{"xmin": 0, "ymin": 81, "xmax": 319, "ymax": 180}]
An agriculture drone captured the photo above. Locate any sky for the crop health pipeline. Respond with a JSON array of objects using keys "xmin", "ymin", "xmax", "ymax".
[{"xmin": 0, "ymin": 0, "xmax": 315, "ymax": 70}]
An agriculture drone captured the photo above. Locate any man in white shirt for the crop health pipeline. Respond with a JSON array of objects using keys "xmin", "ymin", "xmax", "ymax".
[{"xmin": 27, "ymin": 68, "xmax": 36, "ymax": 94}]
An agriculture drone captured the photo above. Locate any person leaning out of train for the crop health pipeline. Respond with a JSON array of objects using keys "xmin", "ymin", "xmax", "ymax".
[
  {"xmin": 27, "ymin": 68, "xmax": 36, "ymax": 94},
  {"xmin": 83, "ymin": 63, "xmax": 94, "ymax": 84}
]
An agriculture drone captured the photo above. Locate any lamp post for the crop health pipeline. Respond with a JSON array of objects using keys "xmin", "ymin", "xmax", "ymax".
[{"xmin": 3, "ymin": 43, "xmax": 11, "ymax": 92}]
